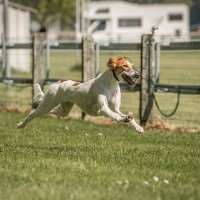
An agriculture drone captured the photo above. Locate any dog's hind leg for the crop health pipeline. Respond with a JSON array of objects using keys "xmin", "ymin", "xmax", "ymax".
[
  {"xmin": 17, "ymin": 106, "xmax": 52, "ymax": 129},
  {"xmin": 17, "ymin": 109, "xmax": 38, "ymax": 129},
  {"xmin": 17, "ymin": 88, "xmax": 61, "ymax": 128},
  {"xmin": 50, "ymin": 102, "xmax": 74, "ymax": 117},
  {"xmin": 17, "ymin": 101, "xmax": 58, "ymax": 129}
]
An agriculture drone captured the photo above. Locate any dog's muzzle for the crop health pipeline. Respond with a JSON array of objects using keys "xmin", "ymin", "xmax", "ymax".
[{"xmin": 121, "ymin": 68, "xmax": 141, "ymax": 87}]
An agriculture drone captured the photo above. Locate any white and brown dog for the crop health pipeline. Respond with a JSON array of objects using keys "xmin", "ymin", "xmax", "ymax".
[{"xmin": 17, "ymin": 57, "xmax": 144, "ymax": 133}]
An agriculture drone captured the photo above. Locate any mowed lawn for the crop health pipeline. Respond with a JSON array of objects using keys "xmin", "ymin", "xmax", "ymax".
[{"xmin": 0, "ymin": 110, "xmax": 200, "ymax": 200}]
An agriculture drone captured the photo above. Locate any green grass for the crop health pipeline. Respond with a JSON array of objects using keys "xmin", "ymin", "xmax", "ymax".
[
  {"xmin": 159, "ymin": 51, "xmax": 200, "ymax": 85},
  {"xmin": 0, "ymin": 110, "xmax": 200, "ymax": 200}
]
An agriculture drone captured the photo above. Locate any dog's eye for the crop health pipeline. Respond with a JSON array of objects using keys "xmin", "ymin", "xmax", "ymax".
[{"xmin": 122, "ymin": 65, "xmax": 131, "ymax": 72}]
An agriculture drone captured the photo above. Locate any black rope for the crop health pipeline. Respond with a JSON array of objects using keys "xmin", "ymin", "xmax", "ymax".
[{"xmin": 152, "ymin": 86, "xmax": 180, "ymax": 117}]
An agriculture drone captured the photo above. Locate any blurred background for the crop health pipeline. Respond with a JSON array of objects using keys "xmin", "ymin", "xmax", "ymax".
[{"xmin": 0, "ymin": 0, "xmax": 199, "ymax": 42}]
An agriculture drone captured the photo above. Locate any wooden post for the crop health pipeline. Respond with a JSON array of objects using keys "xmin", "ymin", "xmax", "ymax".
[
  {"xmin": 32, "ymin": 33, "xmax": 45, "ymax": 107},
  {"xmin": 82, "ymin": 35, "xmax": 95, "ymax": 82},
  {"xmin": 81, "ymin": 35, "xmax": 95, "ymax": 119},
  {"xmin": 140, "ymin": 34, "xmax": 154, "ymax": 126}
]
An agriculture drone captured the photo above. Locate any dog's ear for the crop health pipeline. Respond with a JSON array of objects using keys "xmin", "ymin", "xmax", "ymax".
[
  {"xmin": 107, "ymin": 57, "xmax": 118, "ymax": 69},
  {"xmin": 117, "ymin": 57, "xmax": 127, "ymax": 67}
]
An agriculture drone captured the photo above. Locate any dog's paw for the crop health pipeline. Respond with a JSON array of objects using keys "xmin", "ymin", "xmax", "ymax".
[
  {"xmin": 136, "ymin": 126, "xmax": 144, "ymax": 133},
  {"xmin": 17, "ymin": 122, "xmax": 24, "ymax": 129},
  {"xmin": 127, "ymin": 112, "xmax": 133, "ymax": 120},
  {"xmin": 123, "ymin": 112, "xmax": 133, "ymax": 122},
  {"xmin": 123, "ymin": 116, "xmax": 130, "ymax": 122}
]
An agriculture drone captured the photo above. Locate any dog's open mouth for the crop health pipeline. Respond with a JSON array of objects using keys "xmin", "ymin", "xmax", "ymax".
[
  {"xmin": 122, "ymin": 74, "xmax": 135, "ymax": 87},
  {"xmin": 122, "ymin": 74, "xmax": 140, "ymax": 87}
]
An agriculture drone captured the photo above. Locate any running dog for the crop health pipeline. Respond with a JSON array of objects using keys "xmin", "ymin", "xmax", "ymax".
[{"xmin": 17, "ymin": 57, "xmax": 144, "ymax": 133}]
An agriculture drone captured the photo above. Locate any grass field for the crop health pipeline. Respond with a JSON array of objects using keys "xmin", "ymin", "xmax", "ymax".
[{"xmin": 0, "ymin": 110, "xmax": 200, "ymax": 200}]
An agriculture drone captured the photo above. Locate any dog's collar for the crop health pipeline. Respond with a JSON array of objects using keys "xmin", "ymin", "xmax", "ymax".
[{"xmin": 112, "ymin": 70, "xmax": 120, "ymax": 81}]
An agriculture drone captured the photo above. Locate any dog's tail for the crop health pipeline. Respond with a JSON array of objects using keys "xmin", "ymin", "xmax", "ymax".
[{"xmin": 32, "ymin": 84, "xmax": 44, "ymax": 109}]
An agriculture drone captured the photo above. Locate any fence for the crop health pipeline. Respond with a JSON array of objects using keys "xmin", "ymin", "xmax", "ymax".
[
  {"xmin": 0, "ymin": 33, "xmax": 200, "ymax": 128},
  {"xmin": 140, "ymin": 33, "xmax": 200, "ymax": 128},
  {"xmin": 0, "ymin": 34, "xmax": 141, "ymax": 121}
]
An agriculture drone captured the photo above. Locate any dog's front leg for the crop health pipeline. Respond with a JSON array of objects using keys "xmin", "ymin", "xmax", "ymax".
[
  {"xmin": 129, "ymin": 118, "xmax": 144, "ymax": 133},
  {"xmin": 100, "ymin": 105, "xmax": 144, "ymax": 133},
  {"xmin": 124, "ymin": 112, "xmax": 144, "ymax": 133},
  {"xmin": 112, "ymin": 109, "xmax": 144, "ymax": 133},
  {"xmin": 98, "ymin": 95, "xmax": 128, "ymax": 122},
  {"xmin": 109, "ymin": 101, "xmax": 144, "ymax": 132},
  {"xmin": 99, "ymin": 104, "xmax": 127, "ymax": 122},
  {"xmin": 98, "ymin": 95, "xmax": 144, "ymax": 133}
]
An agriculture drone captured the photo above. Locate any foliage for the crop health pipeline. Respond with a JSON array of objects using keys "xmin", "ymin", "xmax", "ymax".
[
  {"xmin": 0, "ymin": 110, "xmax": 200, "ymax": 199},
  {"xmin": 11, "ymin": 0, "xmax": 76, "ymax": 28}
]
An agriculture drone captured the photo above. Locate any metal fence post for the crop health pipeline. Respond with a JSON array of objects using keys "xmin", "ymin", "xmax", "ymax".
[
  {"xmin": 95, "ymin": 43, "xmax": 100, "ymax": 76},
  {"xmin": 32, "ymin": 33, "xmax": 45, "ymax": 107},
  {"xmin": 2, "ymin": 0, "xmax": 10, "ymax": 78},
  {"xmin": 45, "ymin": 39, "xmax": 50, "ymax": 80},
  {"xmin": 140, "ymin": 34, "xmax": 154, "ymax": 126},
  {"xmin": 155, "ymin": 42, "xmax": 160, "ymax": 84}
]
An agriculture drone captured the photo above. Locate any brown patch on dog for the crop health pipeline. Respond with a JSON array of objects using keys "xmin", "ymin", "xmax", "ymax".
[
  {"xmin": 72, "ymin": 82, "xmax": 81, "ymax": 86},
  {"xmin": 58, "ymin": 79, "xmax": 68, "ymax": 83}
]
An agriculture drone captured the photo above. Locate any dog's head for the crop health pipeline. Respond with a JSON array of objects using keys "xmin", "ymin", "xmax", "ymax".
[{"xmin": 107, "ymin": 57, "xmax": 141, "ymax": 87}]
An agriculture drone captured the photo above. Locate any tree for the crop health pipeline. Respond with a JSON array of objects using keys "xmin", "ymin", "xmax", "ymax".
[{"xmin": 11, "ymin": 0, "xmax": 76, "ymax": 29}]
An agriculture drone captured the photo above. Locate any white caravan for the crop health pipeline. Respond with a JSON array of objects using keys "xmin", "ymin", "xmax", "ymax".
[{"xmin": 84, "ymin": 1, "xmax": 189, "ymax": 43}]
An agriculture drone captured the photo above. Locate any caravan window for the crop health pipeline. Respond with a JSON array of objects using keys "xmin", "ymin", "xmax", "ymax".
[
  {"xmin": 118, "ymin": 18, "xmax": 141, "ymax": 27},
  {"xmin": 93, "ymin": 20, "xmax": 106, "ymax": 32},
  {"xmin": 88, "ymin": 20, "xmax": 107, "ymax": 34},
  {"xmin": 96, "ymin": 8, "xmax": 109, "ymax": 14},
  {"xmin": 168, "ymin": 13, "xmax": 183, "ymax": 21}
]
